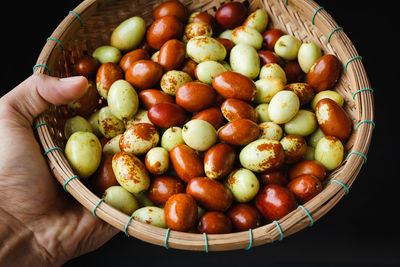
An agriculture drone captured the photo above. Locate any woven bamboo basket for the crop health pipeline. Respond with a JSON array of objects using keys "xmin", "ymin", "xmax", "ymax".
[{"xmin": 33, "ymin": 0, "xmax": 374, "ymax": 251}]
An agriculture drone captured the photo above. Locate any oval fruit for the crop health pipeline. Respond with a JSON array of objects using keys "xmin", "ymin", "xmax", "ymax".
[
  {"xmin": 65, "ymin": 132, "xmax": 102, "ymax": 178},
  {"xmin": 255, "ymin": 184, "xmax": 298, "ymax": 221},
  {"xmin": 306, "ymin": 54, "xmax": 341, "ymax": 92},
  {"xmin": 138, "ymin": 89, "xmax": 174, "ymax": 109},
  {"xmin": 232, "ymin": 26, "xmax": 263, "ymax": 50},
  {"xmin": 315, "ymin": 98, "xmax": 352, "ymax": 141},
  {"xmin": 186, "ymin": 36, "xmax": 226, "ymax": 63},
  {"xmin": 268, "ymin": 90, "xmax": 300, "ymax": 124},
  {"xmin": 183, "ymin": 21, "xmax": 213, "ymax": 42},
  {"xmin": 112, "ymin": 151, "xmax": 150, "ymax": 194},
  {"xmin": 258, "ymin": 122, "xmax": 283, "ymax": 141},
  {"xmin": 288, "ymin": 160, "xmax": 326, "ymax": 181},
  {"xmin": 125, "ymin": 60, "xmax": 163, "ymax": 90},
  {"xmin": 242, "ymin": 9, "xmax": 269, "ymax": 32},
  {"xmin": 102, "ymin": 134, "xmax": 122, "ymax": 155},
  {"xmin": 197, "ymin": 212, "xmax": 232, "ymax": 234},
  {"xmin": 218, "ymin": 118, "xmax": 260, "ymax": 146},
  {"xmin": 152, "ymin": 0, "xmax": 188, "ymax": 22},
  {"xmin": 194, "ymin": 60, "xmax": 226, "ymax": 85},
  {"xmin": 146, "ymin": 15, "xmax": 183, "ymax": 50},
  {"xmin": 284, "ymin": 61, "xmax": 305, "ymax": 83},
  {"xmin": 274, "ymin": 35, "xmax": 301, "ymax": 60},
  {"xmin": 160, "ymin": 70, "xmax": 193, "ymax": 96},
  {"xmin": 98, "ymin": 106, "xmax": 125, "ymax": 138},
  {"xmin": 204, "ymin": 143, "xmax": 236, "ymax": 179},
  {"xmin": 119, "ymin": 123, "xmax": 159, "ymax": 155},
  {"xmin": 280, "ymin": 135, "xmax": 308, "ymax": 164},
  {"xmin": 255, "ymin": 104, "xmax": 271, "ymax": 123},
  {"xmin": 227, "ymin": 204, "xmax": 262, "ymax": 231},
  {"xmin": 239, "ymin": 139, "xmax": 285, "ymax": 173},
  {"xmin": 175, "ymin": 82, "xmax": 216, "ymax": 112},
  {"xmin": 258, "ymin": 170, "xmax": 288, "ymax": 186},
  {"xmin": 119, "ymin": 48, "xmax": 149, "ymax": 72},
  {"xmin": 284, "ymin": 110, "xmax": 317, "ymax": 137},
  {"xmin": 64, "ymin": 115, "xmax": 93, "ymax": 140},
  {"xmin": 186, "ymin": 177, "xmax": 233, "ymax": 211},
  {"xmin": 92, "ymin": 46, "xmax": 122, "ymax": 65},
  {"xmin": 92, "ymin": 154, "xmax": 119, "ymax": 195},
  {"xmin": 110, "ymin": 16, "xmax": 146, "ymax": 51},
  {"xmin": 148, "ymin": 103, "xmax": 187, "ymax": 129},
  {"xmin": 229, "ymin": 43, "xmax": 260, "ymax": 79},
  {"xmin": 287, "ymin": 174, "xmax": 322, "ymax": 204},
  {"xmin": 107, "ymin": 80, "xmax": 139, "ymax": 121},
  {"xmin": 161, "ymin": 126, "xmax": 184, "ymax": 152},
  {"xmin": 215, "ymin": 2, "xmax": 248, "ymax": 29},
  {"xmin": 314, "ymin": 136, "xmax": 344, "ymax": 171},
  {"xmin": 144, "ymin": 147, "xmax": 169, "ymax": 175},
  {"xmin": 212, "ymin": 71, "xmax": 256, "ymax": 101},
  {"xmin": 221, "ymin": 98, "xmax": 258, "ymax": 122},
  {"xmin": 96, "ymin": 62, "xmax": 124, "ymax": 99},
  {"xmin": 254, "ymin": 76, "xmax": 285, "ymax": 104},
  {"xmin": 311, "ymin": 90, "xmax": 344, "ymax": 110},
  {"xmin": 170, "ymin": 144, "xmax": 204, "ymax": 183},
  {"xmin": 182, "ymin": 120, "xmax": 217, "ymax": 151},
  {"xmin": 262, "ymin": 28, "xmax": 284, "ymax": 51},
  {"xmin": 258, "ymin": 50, "xmax": 284, "ymax": 67},
  {"xmin": 73, "ymin": 55, "xmax": 99, "ymax": 78},
  {"xmin": 158, "ymin": 39, "xmax": 186, "ymax": 71},
  {"xmin": 192, "ymin": 107, "xmax": 224, "ymax": 129},
  {"xmin": 297, "ymin": 42, "xmax": 322, "ymax": 73},
  {"xmin": 164, "ymin": 193, "xmax": 198, "ymax": 231},
  {"xmin": 147, "ymin": 176, "xmax": 185, "ymax": 205},
  {"xmin": 284, "ymin": 83, "xmax": 314, "ymax": 106},
  {"xmin": 133, "ymin": 207, "xmax": 166, "ymax": 228},
  {"xmin": 225, "ymin": 168, "xmax": 260, "ymax": 203},
  {"xmin": 103, "ymin": 186, "xmax": 139, "ymax": 215},
  {"xmin": 259, "ymin": 63, "xmax": 287, "ymax": 84}
]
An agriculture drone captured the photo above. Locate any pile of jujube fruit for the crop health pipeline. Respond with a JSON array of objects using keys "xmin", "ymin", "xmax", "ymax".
[{"xmin": 63, "ymin": 0, "xmax": 351, "ymax": 234}]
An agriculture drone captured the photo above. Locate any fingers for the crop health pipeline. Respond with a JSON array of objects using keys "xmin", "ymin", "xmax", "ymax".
[{"xmin": 1, "ymin": 73, "xmax": 88, "ymax": 125}]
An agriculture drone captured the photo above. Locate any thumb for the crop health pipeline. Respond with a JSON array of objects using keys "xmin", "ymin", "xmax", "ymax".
[{"xmin": 1, "ymin": 73, "xmax": 88, "ymax": 126}]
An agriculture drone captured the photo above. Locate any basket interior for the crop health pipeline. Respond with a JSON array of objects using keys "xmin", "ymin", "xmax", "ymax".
[{"xmin": 34, "ymin": 0, "xmax": 374, "ymax": 251}]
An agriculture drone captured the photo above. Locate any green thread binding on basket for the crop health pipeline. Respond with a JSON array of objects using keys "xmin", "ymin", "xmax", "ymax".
[
  {"xmin": 330, "ymin": 179, "xmax": 349, "ymax": 195},
  {"xmin": 312, "ymin": 6, "xmax": 324, "ymax": 25},
  {"xmin": 93, "ymin": 198, "xmax": 104, "ymax": 218},
  {"xmin": 124, "ymin": 215, "xmax": 134, "ymax": 237},
  {"xmin": 327, "ymin": 27, "xmax": 343, "ymax": 43},
  {"xmin": 33, "ymin": 64, "xmax": 52, "ymax": 76},
  {"xmin": 34, "ymin": 122, "xmax": 49, "ymax": 130},
  {"xmin": 164, "ymin": 228, "xmax": 171, "ymax": 249},
  {"xmin": 355, "ymin": 120, "xmax": 375, "ymax": 131},
  {"xmin": 43, "ymin": 146, "xmax": 62, "ymax": 156},
  {"xmin": 63, "ymin": 175, "xmax": 79, "ymax": 192},
  {"xmin": 352, "ymin": 88, "xmax": 374, "ymax": 100},
  {"xmin": 273, "ymin": 220, "xmax": 283, "ymax": 241},
  {"xmin": 203, "ymin": 233, "xmax": 209, "ymax": 253},
  {"xmin": 46, "ymin": 37, "xmax": 64, "ymax": 50},
  {"xmin": 244, "ymin": 229, "xmax": 253, "ymax": 250},
  {"xmin": 69, "ymin": 11, "xmax": 84, "ymax": 27},
  {"xmin": 347, "ymin": 151, "xmax": 367, "ymax": 164},
  {"xmin": 345, "ymin": 56, "xmax": 362, "ymax": 71},
  {"xmin": 298, "ymin": 205, "xmax": 314, "ymax": 227}
]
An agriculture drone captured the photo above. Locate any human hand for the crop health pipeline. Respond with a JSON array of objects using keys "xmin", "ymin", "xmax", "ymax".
[{"xmin": 0, "ymin": 73, "xmax": 118, "ymax": 266}]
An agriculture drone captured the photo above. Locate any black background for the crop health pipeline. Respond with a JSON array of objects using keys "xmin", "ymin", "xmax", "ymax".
[{"xmin": 1, "ymin": 0, "xmax": 399, "ymax": 266}]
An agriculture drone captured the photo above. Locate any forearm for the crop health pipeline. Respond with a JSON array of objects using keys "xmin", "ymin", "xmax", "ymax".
[{"xmin": 0, "ymin": 207, "xmax": 54, "ymax": 267}]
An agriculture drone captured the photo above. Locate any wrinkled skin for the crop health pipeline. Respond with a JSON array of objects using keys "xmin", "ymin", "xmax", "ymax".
[{"xmin": 0, "ymin": 73, "xmax": 117, "ymax": 266}]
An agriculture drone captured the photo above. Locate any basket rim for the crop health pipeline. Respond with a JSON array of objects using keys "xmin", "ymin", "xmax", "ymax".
[{"xmin": 33, "ymin": 0, "xmax": 374, "ymax": 251}]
